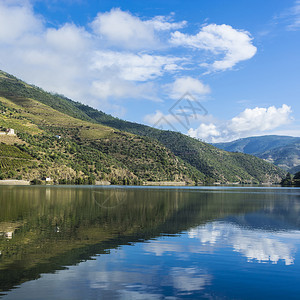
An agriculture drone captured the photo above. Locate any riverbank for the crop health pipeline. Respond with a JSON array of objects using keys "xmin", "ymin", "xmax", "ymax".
[
  {"xmin": 0, "ymin": 180, "xmax": 280, "ymax": 187},
  {"xmin": 0, "ymin": 180, "xmax": 30, "ymax": 185},
  {"xmin": 143, "ymin": 181, "xmax": 187, "ymax": 186}
]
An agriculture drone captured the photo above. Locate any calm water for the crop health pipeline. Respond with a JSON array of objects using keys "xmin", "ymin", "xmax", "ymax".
[{"xmin": 0, "ymin": 186, "xmax": 300, "ymax": 299}]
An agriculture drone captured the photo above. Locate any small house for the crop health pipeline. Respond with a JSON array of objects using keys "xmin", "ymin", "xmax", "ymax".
[
  {"xmin": 6, "ymin": 128, "xmax": 15, "ymax": 135},
  {"xmin": 5, "ymin": 231, "xmax": 13, "ymax": 239},
  {"xmin": 42, "ymin": 176, "xmax": 52, "ymax": 182}
]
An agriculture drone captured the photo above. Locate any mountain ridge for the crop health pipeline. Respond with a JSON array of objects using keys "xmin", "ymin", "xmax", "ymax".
[{"xmin": 212, "ymin": 135, "xmax": 300, "ymax": 172}]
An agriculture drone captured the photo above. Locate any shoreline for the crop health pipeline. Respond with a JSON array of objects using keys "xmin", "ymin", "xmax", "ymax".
[
  {"xmin": 0, "ymin": 180, "xmax": 280, "ymax": 187},
  {"xmin": 143, "ymin": 181, "xmax": 187, "ymax": 186},
  {"xmin": 0, "ymin": 180, "xmax": 30, "ymax": 185}
]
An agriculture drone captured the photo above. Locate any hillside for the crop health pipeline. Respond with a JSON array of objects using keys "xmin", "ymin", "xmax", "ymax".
[
  {"xmin": 213, "ymin": 136, "xmax": 300, "ymax": 172},
  {"xmin": 0, "ymin": 70, "xmax": 285, "ymax": 184},
  {"xmin": 68, "ymin": 101, "xmax": 286, "ymax": 183}
]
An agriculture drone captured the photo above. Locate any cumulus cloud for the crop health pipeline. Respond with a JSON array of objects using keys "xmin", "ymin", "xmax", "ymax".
[
  {"xmin": 92, "ymin": 51, "xmax": 181, "ymax": 82},
  {"xmin": 170, "ymin": 24, "xmax": 257, "ymax": 71},
  {"xmin": 228, "ymin": 104, "xmax": 292, "ymax": 133},
  {"xmin": 188, "ymin": 104, "xmax": 293, "ymax": 142},
  {"xmin": 0, "ymin": 3, "xmax": 182, "ymax": 111},
  {"xmin": 91, "ymin": 79, "xmax": 158, "ymax": 102},
  {"xmin": 91, "ymin": 8, "xmax": 186, "ymax": 50},
  {"xmin": 167, "ymin": 76, "xmax": 210, "ymax": 99},
  {"xmin": 0, "ymin": 2, "xmax": 258, "ymax": 117},
  {"xmin": 188, "ymin": 123, "xmax": 220, "ymax": 140},
  {"xmin": 91, "ymin": 8, "xmax": 158, "ymax": 49},
  {"xmin": 45, "ymin": 24, "xmax": 91, "ymax": 53},
  {"xmin": 0, "ymin": 1, "xmax": 43, "ymax": 43}
]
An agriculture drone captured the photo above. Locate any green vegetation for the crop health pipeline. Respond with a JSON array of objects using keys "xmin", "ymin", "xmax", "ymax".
[
  {"xmin": 70, "ymin": 102, "xmax": 285, "ymax": 183},
  {"xmin": 0, "ymin": 144, "xmax": 35, "ymax": 180},
  {"xmin": 280, "ymin": 171, "xmax": 300, "ymax": 186},
  {"xmin": 0, "ymin": 69, "xmax": 285, "ymax": 184},
  {"xmin": 0, "ymin": 143, "xmax": 32, "ymax": 159}
]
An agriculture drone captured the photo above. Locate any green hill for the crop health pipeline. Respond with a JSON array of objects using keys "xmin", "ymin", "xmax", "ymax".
[{"xmin": 0, "ymin": 70, "xmax": 285, "ymax": 184}]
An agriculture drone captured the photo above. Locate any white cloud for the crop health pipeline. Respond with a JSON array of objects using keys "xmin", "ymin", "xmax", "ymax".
[
  {"xmin": 228, "ymin": 104, "xmax": 292, "ymax": 133},
  {"xmin": 0, "ymin": 2, "xmax": 258, "ymax": 118},
  {"xmin": 92, "ymin": 51, "xmax": 181, "ymax": 82},
  {"xmin": 188, "ymin": 123, "xmax": 220, "ymax": 140},
  {"xmin": 91, "ymin": 79, "xmax": 158, "ymax": 102},
  {"xmin": 167, "ymin": 76, "xmax": 210, "ymax": 99},
  {"xmin": 91, "ymin": 8, "xmax": 158, "ymax": 49},
  {"xmin": 91, "ymin": 8, "xmax": 186, "ymax": 50},
  {"xmin": 0, "ymin": 1, "xmax": 43, "ymax": 43},
  {"xmin": 45, "ymin": 24, "xmax": 91, "ymax": 53},
  {"xmin": 267, "ymin": 126, "xmax": 300, "ymax": 137},
  {"xmin": 188, "ymin": 104, "xmax": 293, "ymax": 142},
  {"xmin": 170, "ymin": 24, "xmax": 257, "ymax": 71},
  {"xmin": 145, "ymin": 15, "xmax": 187, "ymax": 31},
  {"xmin": 0, "ymin": 3, "xmax": 181, "ymax": 110}
]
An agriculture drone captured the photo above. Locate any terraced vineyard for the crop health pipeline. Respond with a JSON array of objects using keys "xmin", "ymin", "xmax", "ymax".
[
  {"xmin": 0, "ymin": 144, "xmax": 33, "ymax": 177},
  {"xmin": 0, "ymin": 143, "xmax": 32, "ymax": 159},
  {"xmin": 0, "ymin": 157, "xmax": 31, "ymax": 170}
]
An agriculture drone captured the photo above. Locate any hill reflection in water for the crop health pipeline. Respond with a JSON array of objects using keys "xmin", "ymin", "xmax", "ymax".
[{"xmin": 1, "ymin": 186, "xmax": 300, "ymax": 299}]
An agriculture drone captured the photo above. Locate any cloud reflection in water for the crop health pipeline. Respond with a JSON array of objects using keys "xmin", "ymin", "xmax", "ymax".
[{"xmin": 188, "ymin": 222, "xmax": 298, "ymax": 265}]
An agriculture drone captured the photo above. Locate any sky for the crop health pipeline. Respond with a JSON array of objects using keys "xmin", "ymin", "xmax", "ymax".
[{"xmin": 0, "ymin": 0, "xmax": 299, "ymax": 142}]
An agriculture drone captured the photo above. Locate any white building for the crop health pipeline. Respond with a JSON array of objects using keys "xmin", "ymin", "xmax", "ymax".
[
  {"xmin": 5, "ymin": 231, "xmax": 13, "ymax": 239},
  {"xmin": 6, "ymin": 128, "xmax": 15, "ymax": 135}
]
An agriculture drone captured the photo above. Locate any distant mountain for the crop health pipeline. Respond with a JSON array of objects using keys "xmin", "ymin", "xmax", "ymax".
[
  {"xmin": 213, "ymin": 136, "xmax": 300, "ymax": 172},
  {"xmin": 0, "ymin": 70, "xmax": 285, "ymax": 184},
  {"xmin": 212, "ymin": 135, "xmax": 300, "ymax": 155},
  {"xmin": 289, "ymin": 165, "xmax": 300, "ymax": 174},
  {"xmin": 259, "ymin": 141, "xmax": 300, "ymax": 171}
]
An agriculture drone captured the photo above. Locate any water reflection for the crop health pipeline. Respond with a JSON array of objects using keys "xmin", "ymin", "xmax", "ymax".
[
  {"xmin": 188, "ymin": 222, "xmax": 298, "ymax": 265},
  {"xmin": 0, "ymin": 186, "xmax": 300, "ymax": 299}
]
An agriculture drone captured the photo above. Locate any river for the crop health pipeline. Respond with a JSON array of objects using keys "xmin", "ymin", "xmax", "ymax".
[{"xmin": 0, "ymin": 186, "xmax": 300, "ymax": 299}]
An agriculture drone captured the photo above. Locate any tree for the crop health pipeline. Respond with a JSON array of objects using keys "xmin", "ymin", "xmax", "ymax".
[{"xmin": 294, "ymin": 171, "xmax": 300, "ymax": 180}]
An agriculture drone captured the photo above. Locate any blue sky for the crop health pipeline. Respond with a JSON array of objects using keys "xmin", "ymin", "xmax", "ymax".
[{"xmin": 0, "ymin": 0, "xmax": 299, "ymax": 142}]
